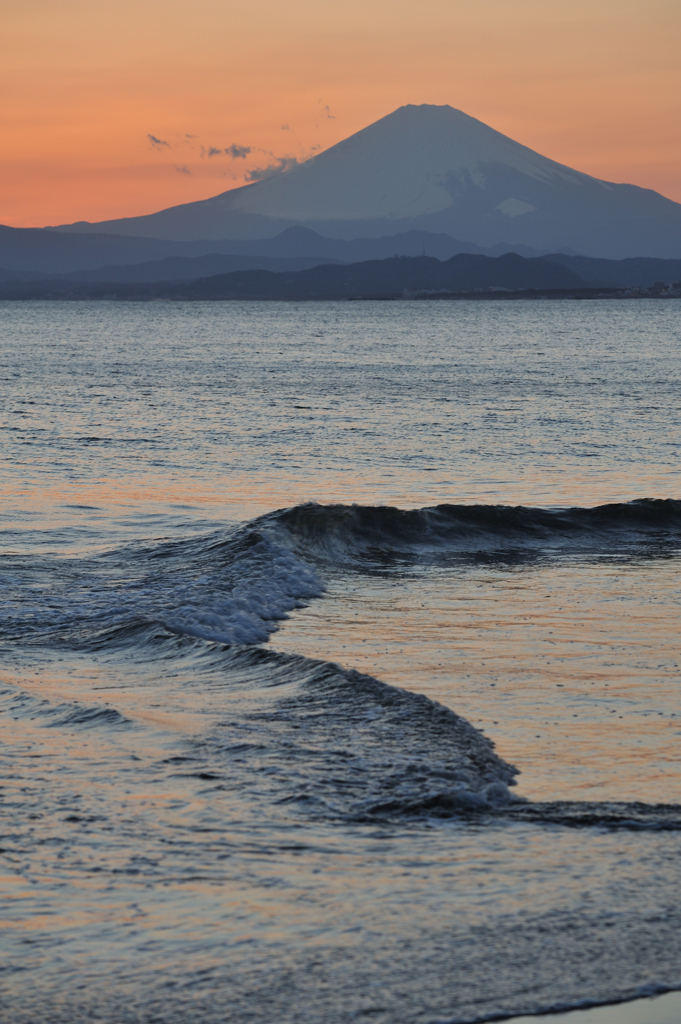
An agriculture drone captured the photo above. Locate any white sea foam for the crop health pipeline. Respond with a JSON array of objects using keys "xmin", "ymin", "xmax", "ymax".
[
  {"xmin": 4, "ymin": 529, "xmax": 324, "ymax": 649},
  {"xmin": 162, "ymin": 534, "xmax": 324, "ymax": 644}
]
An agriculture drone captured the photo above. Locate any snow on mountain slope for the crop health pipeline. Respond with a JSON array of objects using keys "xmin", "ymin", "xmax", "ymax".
[{"xmin": 51, "ymin": 105, "xmax": 681, "ymax": 258}]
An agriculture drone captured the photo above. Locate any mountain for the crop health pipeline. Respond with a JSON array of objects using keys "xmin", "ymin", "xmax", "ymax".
[
  {"xmin": 543, "ymin": 254, "xmax": 681, "ymax": 289},
  {"xmin": 4, "ymin": 218, "xmax": 679, "ymax": 287},
  {"xmin": 168, "ymin": 226, "xmax": 544, "ymax": 260},
  {"xmin": 49, "ymin": 105, "xmax": 681, "ymax": 259},
  {"xmin": 0, "ymin": 252, "xmax": 343, "ymax": 284},
  {"xmin": 0, "ymin": 223, "xmax": 539, "ymax": 277},
  {"xmin": 0, "ymin": 224, "xmax": 250, "ymax": 274}
]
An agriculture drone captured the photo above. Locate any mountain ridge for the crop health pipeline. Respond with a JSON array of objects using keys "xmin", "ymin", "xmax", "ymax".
[
  {"xmin": 0, "ymin": 252, "xmax": 606, "ymax": 300},
  {"xmin": 0, "ymin": 223, "xmax": 542, "ymax": 275},
  {"xmin": 3, "ymin": 224, "xmax": 681, "ymax": 288}
]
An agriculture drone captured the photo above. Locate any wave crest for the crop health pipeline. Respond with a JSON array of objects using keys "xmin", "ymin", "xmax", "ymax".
[{"xmin": 265, "ymin": 498, "xmax": 681, "ymax": 560}]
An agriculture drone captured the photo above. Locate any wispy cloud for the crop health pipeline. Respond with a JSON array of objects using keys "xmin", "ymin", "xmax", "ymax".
[
  {"xmin": 280, "ymin": 124, "xmax": 290, "ymax": 131},
  {"xmin": 246, "ymin": 156, "xmax": 300, "ymax": 181},
  {"xmin": 227, "ymin": 144, "xmax": 251, "ymax": 159},
  {"xmin": 201, "ymin": 143, "xmax": 252, "ymax": 159},
  {"xmin": 322, "ymin": 105, "xmax": 335, "ymax": 120},
  {"xmin": 147, "ymin": 131, "xmax": 305, "ymax": 182}
]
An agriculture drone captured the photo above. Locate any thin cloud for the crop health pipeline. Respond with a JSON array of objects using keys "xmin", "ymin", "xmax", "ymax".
[
  {"xmin": 246, "ymin": 156, "xmax": 300, "ymax": 181},
  {"xmin": 280, "ymin": 124, "xmax": 290, "ymax": 131},
  {"xmin": 148, "ymin": 134, "xmax": 170, "ymax": 149},
  {"xmin": 175, "ymin": 166, "xmax": 192, "ymax": 175},
  {"xmin": 322, "ymin": 105, "xmax": 335, "ymax": 119},
  {"xmin": 201, "ymin": 143, "xmax": 251, "ymax": 159}
]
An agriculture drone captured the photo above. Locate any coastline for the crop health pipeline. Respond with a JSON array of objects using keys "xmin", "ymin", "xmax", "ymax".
[
  {"xmin": 1, "ymin": 285, "xmax": 679, "ymax": 301},
  {"xmin": 504, "ymin": 989, "xmax": 681, "ymax": 1023}
]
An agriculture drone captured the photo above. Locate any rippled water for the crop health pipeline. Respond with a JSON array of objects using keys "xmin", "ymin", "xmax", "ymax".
[{"xmin": 1, "ymin": 300, "xmax": 680, "ymax": 1023}]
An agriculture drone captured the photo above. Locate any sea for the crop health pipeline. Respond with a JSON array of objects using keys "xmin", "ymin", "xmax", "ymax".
[{"xmin": 1, "ymin": 298, "xmax": 681, "ymax": 1024}]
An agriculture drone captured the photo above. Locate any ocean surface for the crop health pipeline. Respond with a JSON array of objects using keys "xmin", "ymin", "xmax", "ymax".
[{"xmin": 1, "ymin": 299, "xmax": 680, "ymax": 1023}]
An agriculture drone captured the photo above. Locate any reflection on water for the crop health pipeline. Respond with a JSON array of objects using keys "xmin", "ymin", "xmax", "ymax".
[
  {"xmin": 270, "ymin": 553, "xmax": 681, "ymax": 801},
  {"xmin": 1, "ymin": 300, "xmax": 681, "ymax": 1023},
  {"xmin": 2, "ymin": 300, "xmax": 681, "ymax": 534}
]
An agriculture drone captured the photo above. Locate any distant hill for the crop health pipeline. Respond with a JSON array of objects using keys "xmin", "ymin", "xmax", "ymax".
[
  {"xmin": 0, "ymin": 223, "xmax": 539, "ymax": 278},
  {"xmin": 543, "ymin": 253, "xmax": 681, "ymax": 289},
  {"xmin": 0, "ymin": 223, "xmax": 348, "ymax": 275},
  {"xmin": 0, "ymin": 252, "xmax": 343, "ymax": 283},
  {"xmin": 164, "ymin": 226, "xmax": 543, "ymax": 262},
  {"xmin": 6, "ymin": 220, "xmax": 680, "ymax": 286},
  {"xmin": 0, "ymin": 252, "xmax": 589, "ymax": 300},
  {"xmin": 0, "ymin": 224, "xmax": 235, "ymax": 274},
  {"xmin": 3, "ymin": 249, "xmax": 680, "ymax": 301},
  {"xmin": 178, "ymin": 253, "xmax": 585, "ymax": 299},
  {"xmin": 47, "ymin": 105, "xmax": 681, "ymax": 259}
]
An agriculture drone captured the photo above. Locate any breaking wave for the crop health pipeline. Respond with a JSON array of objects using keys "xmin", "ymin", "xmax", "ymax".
[
  {"xmin": 204, "ymin": 646, "xmax": 521, "ymax": 817},
  {"xmin": 4, "ymin": 499, "xmax": 680, "ymax": 831},
  {"xmin": 0, "ymin": 685, "xmax": 131, "ymax": 730},
  {"xmin": 2, "ymin": 526, "xmax": 323, "ymax": 649},
  {"xmin": 263, "ymin": 498, "xmax": 681, "ymax": 561},
  {"xmin": 6, "ymin": 499, "xmax": 680, "ymax": 653}
]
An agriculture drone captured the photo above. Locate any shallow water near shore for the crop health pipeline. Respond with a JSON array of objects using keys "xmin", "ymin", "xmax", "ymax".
[{"xmin": 1, "ymin": 300, "xmax": 680, "ymax": 1022}]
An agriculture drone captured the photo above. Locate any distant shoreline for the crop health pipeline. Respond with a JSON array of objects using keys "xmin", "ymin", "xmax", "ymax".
[
  {"xmin": 1, "ymin": 287, "xmax": 679, "ymax": 302},
  {"xmin": 3, "ymin": 250, "xmax": 680, "ymax": 301}
]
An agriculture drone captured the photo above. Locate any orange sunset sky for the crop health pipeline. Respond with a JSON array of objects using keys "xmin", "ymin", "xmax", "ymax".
[{"xmin": 2, "ymin": 0, "xmax": 680, "ymax": 229}]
